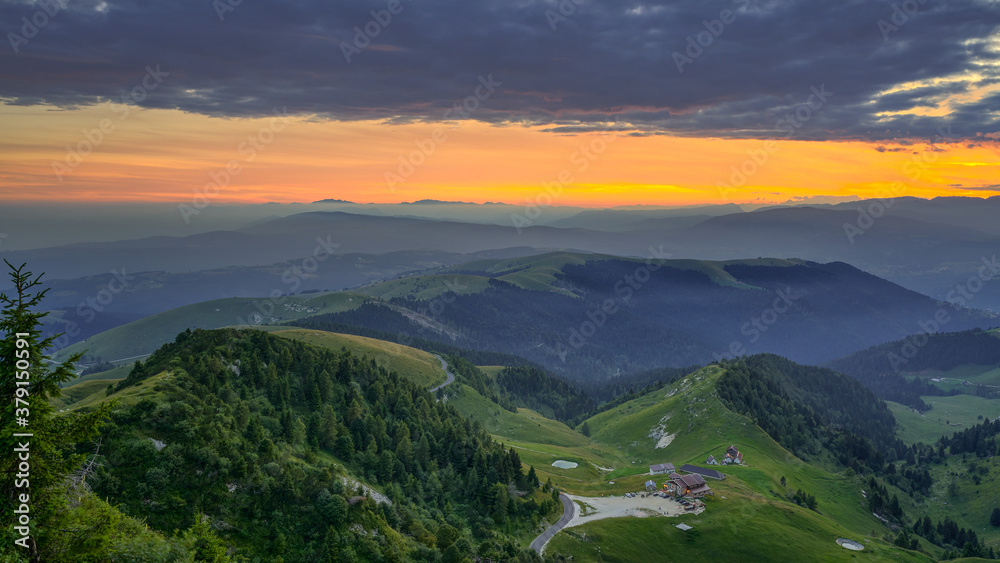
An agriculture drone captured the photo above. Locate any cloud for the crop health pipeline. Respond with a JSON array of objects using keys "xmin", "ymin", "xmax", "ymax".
[{"xmin": 1, "ymin": 0, "xmax": 999, "ymax": 141}]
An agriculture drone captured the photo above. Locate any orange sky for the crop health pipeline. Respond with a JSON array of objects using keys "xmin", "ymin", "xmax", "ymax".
[{"xmin": 1, "ymin": 103, "xmax": 999, "ymax": 206}]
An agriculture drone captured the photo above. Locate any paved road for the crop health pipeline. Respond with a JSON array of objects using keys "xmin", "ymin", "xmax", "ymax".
[
  {"xmin": 531, "ymin": 493, "xmax": 575, "ymax": 555},
  {"xmin": 429, "ymin": 354, "xmax": 455, "ymax": 393}
]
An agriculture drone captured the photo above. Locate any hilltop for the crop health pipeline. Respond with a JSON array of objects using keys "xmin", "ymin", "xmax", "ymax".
[
  {"xmin": 52, "ymin": 328, "xmax": 558, "ymax": 561},
  {"xmin": 297, "ymin": 253, "xmax": 995, "ymax": 379}
]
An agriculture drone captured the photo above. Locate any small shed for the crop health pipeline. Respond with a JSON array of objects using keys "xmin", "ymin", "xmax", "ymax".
[{"xmin": 645, "ymin": 479, "xmax": 657, "ymax": 492}]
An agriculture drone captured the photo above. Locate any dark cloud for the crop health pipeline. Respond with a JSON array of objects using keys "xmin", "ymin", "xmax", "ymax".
[{"xmin": 1, "ymin": 0, "xmax": 998, "ymax": 141}]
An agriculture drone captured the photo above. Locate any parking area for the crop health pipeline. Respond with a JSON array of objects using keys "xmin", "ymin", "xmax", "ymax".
[{"xmin": 563, "ymin": 492, "xmax": 705, "ymax": 528}]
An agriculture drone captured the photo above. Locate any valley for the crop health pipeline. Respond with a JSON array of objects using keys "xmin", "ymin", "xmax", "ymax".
[{"xmin": 5, "ymin": 200, "xmax": 1000, "ymax": 562}]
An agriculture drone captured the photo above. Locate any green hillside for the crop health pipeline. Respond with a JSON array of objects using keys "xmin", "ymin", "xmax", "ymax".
[
  {"xmin": 548, "ymin": 503, "xmax": 932, "ymax": 563},
  {"xmin": 52, "ymin": 291, "xmax": 367, "ymax": 366},
  {"xmin": 357, "ymin": 273, "xmax": 491, "ymax": 300},
  {"xmin": 52, "ymin": 328, "xmax": 557, "ymax": 561},
  {"xmin": 889, "ymin": 395, "xmax": 1000, "ymax": 445},
  {"xmin": 355, "ymin": 251, "xmax": 794, "ymax": 301},
  {"xmin": 269, "ymin": 328, "xmax": 448, "ymax": 388},
  {"xmin": 442, "ymin": 360, "xmax": 934, "ymax": 559}
]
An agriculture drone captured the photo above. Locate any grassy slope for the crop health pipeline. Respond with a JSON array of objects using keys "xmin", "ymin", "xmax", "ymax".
[
  {"xmin": 356, "ymin": 274, "xmax": 491, "ymax": 300},
  {"xmin": 58, "ymin": 328, "xmax": 449, "ymax": 411},
  {"xmin": 65, "ymin": 363, "xmax": 133, "ymax": 386},
  {"xmin": 354, "ymin": 252, "xmax": 798, "ymax": 301},
  {"xmin": 51, "ymin": 378, "xmax": 118, "ymax": 411},
  {"xmin": 58, "ymin": 371, "xmax": 173, "ymax": 413},
  {"xmin": 450, "ymin": 362, "xmax": 917, "ymax": 560},
  {"xmin": 921, "ymin": 455, "xmax": 1000, "ymax": 550},
  {"xmin": 53, "ymin": 291, "xmax": 367, "ymax": 366},
  {"xmin": 445, "ymin": 382, "xmax": 626, "ymax": 489},
  {"xmin": 890, "ymin": 394, "xmax": 1000, "ymax": 550},
  {"xmin": 536, "ymin": 365, "xmax": 931, "ymax": 561},
  {"xmin": 547, "ymin": 504, "xmax": 932, "ymax": 563},
  {"xmin": 269, "ymin": 328, "xmax": 447, "ymax": 389},
  {"xmin": 918, "ymin": 364, "xmax": 1000, "ymax": 390},
  {"xmin": 889, "ymin": 395, "xmax": 1000, "ymax": 445}
]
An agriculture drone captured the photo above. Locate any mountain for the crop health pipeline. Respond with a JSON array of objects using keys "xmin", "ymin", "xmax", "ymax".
[
  {"xmin": 664, "ymin": 205, "xmax": 1000, "ymax": 311},
  {"xmin": 10, "ymin": 198, "xmax": 1000, "ymax": 314},
  {"xmin": 546, "ymin": 204, "xmax": 745, "ymax": 231},
  {"xmin": 294, "ymin": 253, "xmax": 996, "ymax": 380},
  {"xmin": 48, "ymin": 323, "xmax": 1000, "ymax": 560},
  {"xmin": 827, "ymin": 328, "xmax": 1000, "ymax": 409},
  {"xmin": 33, "ymin": 247, "xmax": 552, "ymax": 352},
  {"xmin": 56, "ymin": 328, "xmax": 556, "ymax": 561}
]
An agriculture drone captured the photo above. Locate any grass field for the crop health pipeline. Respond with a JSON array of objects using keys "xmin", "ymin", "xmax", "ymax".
[
  {"xmin": 57, "ymin": 371, "xmax": 173, "ymax": 413},
  {"xmin": 357, "ymin": 274, "xmax": 490, "ymax": 300},
  {"xmin": 64, "ymin": 363, "xmax": 133, "ymax": 386},
  {"xmin": 52, "ymin": 291, "xmax": 367, "ymax": 366},
  {"xmin": 270, "ymin": 328, "xmax": 447, "ymax": 388},
  {"xmin": 476, "ymin": 365, "xmax": 505, "ymax": 378},
  {"xmin": 908, "ymin": 363, "xmax": 1000, "ymax": 390},
  {"xmin": 51, "ymin": 378, "xmax": 118, "ymax": 411},
  {"xmin": 547, "ymin": 501, "xmax": 933, "ymax": 562},
  {"xmin": 889, "ymin": 395, "xmax": 1000, "ymax": 445}
]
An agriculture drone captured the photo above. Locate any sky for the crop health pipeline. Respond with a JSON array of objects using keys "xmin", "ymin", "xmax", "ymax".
[{"xmin": 1, "ymin": 0, "xmax": 999, "ymax": 207}]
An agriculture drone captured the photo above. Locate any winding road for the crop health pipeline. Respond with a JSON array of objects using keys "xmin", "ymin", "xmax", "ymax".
[
  {"xmin": 429, "ymin": 354, "xmax": 455, "ymax": 393},
  {"xmin": 530, "ymin": 493, "xmax": 575, "ymax": 555}
]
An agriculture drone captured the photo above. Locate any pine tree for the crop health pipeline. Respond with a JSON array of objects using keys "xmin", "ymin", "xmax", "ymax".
[
  {"xmin": 1, "ymin": 261, "xmax": 113, "ymax": 559},
  {"xmin": 990, "ymin": 507, "xmax": 1000, "ymax": 527}
]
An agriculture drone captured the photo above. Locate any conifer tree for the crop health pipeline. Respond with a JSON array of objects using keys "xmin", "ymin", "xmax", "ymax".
[{"xmin": 1, "ymin": 261, "xmax": 112, "ymax": 560}]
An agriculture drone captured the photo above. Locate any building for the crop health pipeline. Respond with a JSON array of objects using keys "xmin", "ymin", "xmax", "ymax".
[
  {"xmin": 680, "ymin": 464, "xmax": 725, "ymax": 480},
  {"xmin": 649, "ymin": 462, "xmax": 675, "ymax": 475},
  {"xmin": 705, "ymin": 454, "xmax": 718, "ymax": 465},
  {"xmin": 665, "ymin": 472, "xmax": 713, "ymax": 498},
  {"xmin": 645, "ymin": 479, "xmax": 657, "ymax": 492},
  {"xmin": 722, "ymin": 445, "xmax": 744, "ymax": 465}
]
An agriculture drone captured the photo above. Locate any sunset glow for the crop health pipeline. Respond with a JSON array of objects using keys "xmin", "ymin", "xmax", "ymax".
[{"xmin": 2, "ymin": 104, "xmax": 998, "ymax": 206}]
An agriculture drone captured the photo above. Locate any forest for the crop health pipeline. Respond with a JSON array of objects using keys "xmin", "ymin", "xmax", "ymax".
[{"xmin": 828, "ymin": 328, "xmax": 1000, "ymax": 409}]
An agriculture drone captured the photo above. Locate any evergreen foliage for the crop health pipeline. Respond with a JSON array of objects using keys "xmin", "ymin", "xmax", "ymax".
[{"xmin": 92, "ymin": 327, "xmax": 556, "ymax": 560}]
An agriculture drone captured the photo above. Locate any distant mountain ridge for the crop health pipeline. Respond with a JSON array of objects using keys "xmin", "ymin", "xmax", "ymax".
[{"xmin": 293, "ymin": 253, "xmax": 996, "ymax": 380}]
